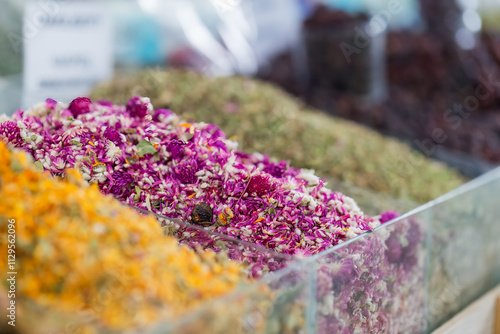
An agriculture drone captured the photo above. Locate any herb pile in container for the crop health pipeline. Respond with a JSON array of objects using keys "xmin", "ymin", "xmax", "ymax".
[
  {"xmin": 1, "ymin": 97, "xmax": 385, "ymax": 268},
  {"xmin": 0, "ymin": 97, "xmax": 426, "ymax": 333},
  {"xmin": 1, "ymin": 142, "xmax": 299, "ymax": 334}
]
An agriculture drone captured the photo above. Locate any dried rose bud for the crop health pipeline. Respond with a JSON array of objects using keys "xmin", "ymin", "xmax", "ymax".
[
  {"xmin": 68, "ymin": 97, "xmax": 92, "ymax": 117},
  {"xmin": 126, "ymin": 96, "xmax": 151, "ymax": 118},
  {"xmin": 247, "ymin": 174, "xmax": 273, "ymax": 197},
  {"xmin": 190, "ymin": 202, "xmax": 213, "ymax": 226}
]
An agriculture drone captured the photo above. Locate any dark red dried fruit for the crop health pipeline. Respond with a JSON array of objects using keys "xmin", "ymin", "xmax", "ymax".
[{"xmin": 190, "ymin": 202, "xmax": 213, "ymax": 226}]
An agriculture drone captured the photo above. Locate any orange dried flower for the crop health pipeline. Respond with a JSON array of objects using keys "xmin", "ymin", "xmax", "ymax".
[{"xmin": 0, "ymin": 143, "xmax": 246, "ymax": 332}]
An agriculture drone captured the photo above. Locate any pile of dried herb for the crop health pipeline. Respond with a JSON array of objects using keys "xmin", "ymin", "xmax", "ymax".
[
  {"xmin": 0, "ymin": 142, "xmax": 250, "ymax": 333},
  {"xmin": 1, "ymin": 97, "xmax": 384, "ymax": 262},
  {"xmin": 90, "ymin": 69, "xmax": 465, "ymax": 203}
]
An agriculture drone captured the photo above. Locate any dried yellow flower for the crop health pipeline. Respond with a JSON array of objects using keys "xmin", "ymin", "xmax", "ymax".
[{"xmin": 0, "ymin": 143, "xmax": 247, "ymax": 332}]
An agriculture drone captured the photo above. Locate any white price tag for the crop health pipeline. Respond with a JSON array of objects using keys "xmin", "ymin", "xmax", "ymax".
[{"xmin": 23, "ymin": 1, "xmax": 113, "ymax": 107}]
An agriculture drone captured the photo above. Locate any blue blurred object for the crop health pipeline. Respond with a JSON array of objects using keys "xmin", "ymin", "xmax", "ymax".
[
  {"xmin": 134, "ymin": 19, "xmax": 162, "ymax": 64},
  {"xmin": 116, "ymin": 14, "xmax": 163, "ymax": 65},
  {"xmin": 322, "ymin": 0, "xmax": 421, "ymax": 29},
  {"xmin": 324, "ymin": 0, "xmax": 365, "ymax": 13}
]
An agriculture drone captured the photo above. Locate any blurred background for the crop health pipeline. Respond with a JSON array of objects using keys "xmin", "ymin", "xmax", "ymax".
[{"xmin": 1, "ymin": 0, "xmax": 500, "ymax": 179}]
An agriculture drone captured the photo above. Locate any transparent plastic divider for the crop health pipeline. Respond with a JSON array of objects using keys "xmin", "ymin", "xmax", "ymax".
[
  {"xmin": 425, "ymin": 167, "xmax": 500, "ymax": 331},
  {"xmin": 304, "ymin": 210, "xmax": 429, "ymax": 333},
  {"xmin": 132, "ymin": 168, "xmax": 500, "ymax": 333}
]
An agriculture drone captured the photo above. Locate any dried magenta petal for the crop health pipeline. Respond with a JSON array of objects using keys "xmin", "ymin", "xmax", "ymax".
[
  {"xmin": 380, "ymin": 211, "xmax": 399, "ymax": 224},
  {"xmin": 263, "ymin": 161, "xmax": 287, "ymax": 178},
  {"xmin": 332, "ymin": 258, "xmax": 356, "ymax": 288},
  {"xmin": 68, "ymin": 97, "xmax": 92, "ymax": 117},
  {"xmin": 0, "ymin": 121, "xmax": 23, "ymax": 145},
  {"xmin": 96, "ymin": 100, "xmax": 114, "ymax": 107},
  {"xmin": 153, "ymin": 109, "xmax": 173, "ymax": 122},
  {"xmin": 45, "ymin": 98, "xmax": 58, "ymax": 109},
  {"xmin": 103, "ymin": 126, "xmax": 122, "ymax": 145},
  {"xmin": 174, "ymin": 160, "xmax": 198, "ymax": 184},
  {"xmin": 167, "ymin": 139, "xmax": 186, "ymax": 159},
  {"xmin": 247, "ymin": 174, "xmax": 273, "ymax": 197},
  {"xmin": 126, "ymin": 96, "xmax": 150, "ymax": 118},
  {"xmin": 109, "ymin": 171, "xmax": 133, "ymax": 196},
  {"xmin": 385, "ymin": 236, "xmax": 403, "ymax": 263}
]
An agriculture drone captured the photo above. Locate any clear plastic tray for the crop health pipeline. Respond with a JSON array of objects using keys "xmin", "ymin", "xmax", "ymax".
[{"xmin": 163, "ymin": 167, "xmax": 500, "ymax": 334}]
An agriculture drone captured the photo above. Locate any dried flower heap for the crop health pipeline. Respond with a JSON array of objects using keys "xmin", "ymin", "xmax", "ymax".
[
  {"xmin": 0, "ymin": 142, "xmax": 247, "ymax": 332},
  {"xmin": 1, "ymin": 97, "xmax": 384, "ymax": 258}
]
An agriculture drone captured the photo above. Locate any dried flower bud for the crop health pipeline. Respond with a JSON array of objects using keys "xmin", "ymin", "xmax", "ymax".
[
  {"xmin": 68, "ymin": 97, "xmax": 92, "ymax": 117},
  {"xmin": 191, "ymin": 202, "xmax": 213, "ymax": 226},
  {"xmin": 126, "ymin": 96, "xmax": 151, "ymax": 118}
]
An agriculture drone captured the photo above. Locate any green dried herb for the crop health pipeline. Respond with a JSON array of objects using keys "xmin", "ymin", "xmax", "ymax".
[
  {"xmin": 34, "ymin": 160, "xmax": 44, "ymax": 172},
  {"xmin": 137, "ymin": 140, "xmax": 157, "ymax": 157},
  {"xmin": 134, "ymin": 186, "xmax": 141, "ymax": 201},
  {"xmin": 69, "ymin": 140, "xmax": 83, "ymax": 147}
]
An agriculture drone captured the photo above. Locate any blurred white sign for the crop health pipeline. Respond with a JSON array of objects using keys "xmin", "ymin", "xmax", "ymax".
[
  {"xmin": 250, "ymin": 0, "xmax": 302, "ymax": 64},
  {"xmin": 23, "ymin": 1, "xmax": 113, "ymax": 107}
]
